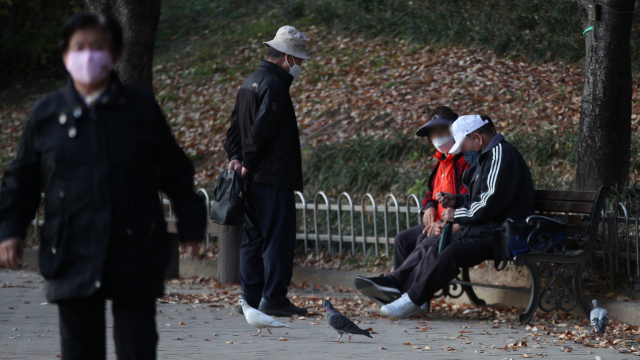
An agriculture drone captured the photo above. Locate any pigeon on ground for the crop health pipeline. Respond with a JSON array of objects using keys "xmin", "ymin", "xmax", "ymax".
[
  {"xmin": 590, "ymin": 299, "xmax": 609, "ymax": 334},
  {"xmin": 236, "ymin": 299, "xmax": 291, "ymax": 336},
  {"xmin": 322, "ymin": 299, "xmax": 373, "ymax": 342}
]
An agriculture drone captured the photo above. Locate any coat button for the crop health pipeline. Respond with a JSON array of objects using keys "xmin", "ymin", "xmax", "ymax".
[
  {"xmin": 58, "ymin": 113, "xmax": 67, "ymax": 125},
  {"xmin": 126, "ymin": 228, "xmax": 132, "ymax": 235},
  {"xmin": 101, "ymin": 96, "xmax": 109, "ymax": 104},
  {"xmin": 59, "ymin": 190, "xmax": 64, "ymax": 198},
  {"xmin": 73, "ymin": 107, "xmax": 82, "ymax": 118},
  {"xmin": 95, "ymin": 280, "xmax": 101, "ymax": 288},
  {"xmin": 51, "ymin": 247, "xmax": 56, "ymax": 254},
  {"xmin": 68, "ymin": 127, "xmax": 77, "ymax": 138}
]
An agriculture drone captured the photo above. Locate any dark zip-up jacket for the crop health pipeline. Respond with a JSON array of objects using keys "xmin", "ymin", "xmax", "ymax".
[
  {"xmin": 0, "ymin": 74, "xmax": 207, "ymax": 302},
  {"xmin": 453, "ymin": 134, "xmax": 535, "ymax": 238},
  {"xmin": 224, "ymin": 60, "xmax": 303, "ymax": 191}
]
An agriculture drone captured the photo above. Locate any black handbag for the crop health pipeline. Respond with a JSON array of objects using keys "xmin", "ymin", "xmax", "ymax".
[{"xmin": 209, "ymin": 170, "xmax": 245, "ymax": 225}]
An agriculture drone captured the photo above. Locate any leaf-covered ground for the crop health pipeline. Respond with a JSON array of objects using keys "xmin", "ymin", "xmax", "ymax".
[
  {"xmin": 1, "ymin": 0, "xmax": 639, "ymax": 193},
  {"xmin": 162, "ymin": 276, "xmax": 640, "ymax": 356}
]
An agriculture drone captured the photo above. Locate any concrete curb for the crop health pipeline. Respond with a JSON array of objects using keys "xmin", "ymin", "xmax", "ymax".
[{"xmin": 21, "ymin": 248, "xmax": 640, "ymax": 325}]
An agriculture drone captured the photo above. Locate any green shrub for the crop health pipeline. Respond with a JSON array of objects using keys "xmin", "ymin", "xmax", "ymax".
[{"xmin": 302, "ymin": 127, "xmax": 586, "ymax": 198}]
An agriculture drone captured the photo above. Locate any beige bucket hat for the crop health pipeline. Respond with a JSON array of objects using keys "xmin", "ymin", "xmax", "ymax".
[{"xmin": 263, "ymin": 25, "xmax": 310, "ymax": 60}]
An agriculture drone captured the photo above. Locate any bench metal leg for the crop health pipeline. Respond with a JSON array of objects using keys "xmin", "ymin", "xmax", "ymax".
[
  {"xmin": 573, "ymin": 263, "xmax": 591, "ymax": 319},
  {"xmin": 516, "ymin": 259, "xmax": 541, "ymax": 324},
  {"xmin": 461, "ymin": 267, "xmax": 486, "ymax": 307}
]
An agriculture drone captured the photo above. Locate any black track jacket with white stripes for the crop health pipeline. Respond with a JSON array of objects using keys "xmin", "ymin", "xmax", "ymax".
[{"xmin": 452, "ymin": 134, "xmax": 535, "ymax": 239}]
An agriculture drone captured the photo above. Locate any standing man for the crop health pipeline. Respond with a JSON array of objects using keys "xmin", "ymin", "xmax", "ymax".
[
  {"xmin": 224, "ymin": 25, "xmax": 309, "ymax": 317},
  {"xmin": 0, "ymin": 13, "xmax": 206, "ymax": 359}
]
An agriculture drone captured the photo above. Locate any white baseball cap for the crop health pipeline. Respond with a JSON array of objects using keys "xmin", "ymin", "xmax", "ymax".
[
  {"xmin": 263, "ymin": 25, "xmax": 310, "ymax": 60},
  {"xmin": 448, "ymin": 115, "xmax": 489, "ymax": 155}
]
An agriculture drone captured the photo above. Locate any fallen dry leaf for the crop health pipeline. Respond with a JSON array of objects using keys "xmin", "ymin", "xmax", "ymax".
[{"xmin": 560, "ymin": 345, "xmax": 572, "ymax": 352}]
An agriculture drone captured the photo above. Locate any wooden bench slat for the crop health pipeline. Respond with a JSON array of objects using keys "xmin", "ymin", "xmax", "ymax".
[
  {"xmin": 534, "ymin": 200, "xmax": 594, "ymax": 214},
  {"xmin": 534, "ymin": 190, "xmax": 597, "ymax": 202}
]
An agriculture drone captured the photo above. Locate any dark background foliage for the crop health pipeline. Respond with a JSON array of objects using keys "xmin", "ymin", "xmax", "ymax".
[{"xmin": 0, "ymin": 0, "xmax": 83, "ymax": 88}]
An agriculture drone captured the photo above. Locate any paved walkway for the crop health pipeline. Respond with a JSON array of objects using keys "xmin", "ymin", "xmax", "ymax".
[{"xmin": 0, "ymin": 269, "xmax": 632, "ymax": 359}]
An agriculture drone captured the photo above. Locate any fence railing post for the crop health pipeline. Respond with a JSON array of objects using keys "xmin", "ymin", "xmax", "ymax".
[
  {"xmin": 361, "ymin": 194, "xmax": 378, "ymax": 256},
  {"xmin": 197, "ymin": 188, "xmax": 211, "ymax": 248},
  {"xmin": 337, "ymin": 192, "xmax": 355, "ymax": 255},
  {"xmin": 218, "ymin": 225, "xmax": 243, "ymax": 284}
]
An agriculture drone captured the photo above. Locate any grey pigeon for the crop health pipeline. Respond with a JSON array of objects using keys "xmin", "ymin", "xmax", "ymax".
[
  {"xmin": 322, "ymin": 299, "xmax": 373, "ymax": 342},
  {"xmin": 590, "ymin": 299, "xmax": 609, "ymax": 334}
]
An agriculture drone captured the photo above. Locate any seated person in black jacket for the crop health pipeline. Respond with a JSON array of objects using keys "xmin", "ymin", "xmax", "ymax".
[{"xmin": 380, "ymin": 114, "xmax": 535, "ymax": 318}]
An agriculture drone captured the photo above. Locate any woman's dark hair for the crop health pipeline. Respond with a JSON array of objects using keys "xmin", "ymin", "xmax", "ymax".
[
  {"xmin": 429, "ymin": 106, "xmax": 458, "ymax": 121},
  {"xmin": 59, "ymin": 13, "xmax": 123, "ymax": 54}
]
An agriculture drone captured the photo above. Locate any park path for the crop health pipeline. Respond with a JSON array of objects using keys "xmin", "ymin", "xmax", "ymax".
[{"xmin": 0, "ymin": 269, "xmax": 630, "ymax": 359}]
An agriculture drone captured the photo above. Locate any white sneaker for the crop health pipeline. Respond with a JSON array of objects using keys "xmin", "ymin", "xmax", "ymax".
[
  {"xmin": 420, "ymin": 303, "xmax": 429, "ymax": 314},
  {"xmin": 380, "ymin": 293, "xmax": 420, "ymax": 318}
]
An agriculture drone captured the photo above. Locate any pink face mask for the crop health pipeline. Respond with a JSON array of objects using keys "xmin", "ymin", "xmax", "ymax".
[{"xmin": 64, "ymin": 50, "xmax": 114, "ymax": 86}]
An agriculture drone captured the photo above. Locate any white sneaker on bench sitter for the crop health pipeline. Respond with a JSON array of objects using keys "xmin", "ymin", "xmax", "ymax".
[
  {"xmin": 420, "ymin": 303, "xmax": 429, "ymax": 314},
  {"xmin": 380, "ymin": 293, "xmax": 420, "ymax": 319}
]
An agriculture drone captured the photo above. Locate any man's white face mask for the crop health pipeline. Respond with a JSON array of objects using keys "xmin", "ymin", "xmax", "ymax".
[{"xmin": 286, "ymin": 55, "xmax": 303, "ymax": 79}]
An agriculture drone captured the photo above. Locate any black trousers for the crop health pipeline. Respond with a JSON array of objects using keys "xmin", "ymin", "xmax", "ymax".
[
  {"xmin": 57, "ymin": 290, "xmax": 157, "ymax": 360},
  {"xmin": 407, "ymin": 236, "xmax": 494, "ymax": 305},
  {"xmin": 240, "ymin": 183, "xmax": 296, "ymax": 304},
  {"xmin": 392, "ymin": 224, "xmax": 425, "ymax": 270},
  {"xmin": 390, "ymin": 232, "xmax": 440, "ymax": 293}
]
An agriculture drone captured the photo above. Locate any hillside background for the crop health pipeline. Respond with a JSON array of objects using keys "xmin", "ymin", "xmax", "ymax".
[{"xmin": 1, "ymin": 0, "xmax": 640, "ymax": 200}]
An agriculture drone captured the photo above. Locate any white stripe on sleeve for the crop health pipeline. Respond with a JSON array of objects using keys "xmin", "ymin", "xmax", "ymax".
[{"xmin": 454, "ymin": 143, "xmax": 502, "ymax": 219}]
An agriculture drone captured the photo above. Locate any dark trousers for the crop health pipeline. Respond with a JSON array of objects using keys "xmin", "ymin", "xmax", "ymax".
[
  {"xmin": 57, "ymin": 291, "xmax": 157, "ymax": 360},
  {"xmin": 390, "ymin": 231, "xmax": 439, "ymax": 293},
  {"xmin": 240, "ymin": 183, "xmax": 296, "ymax": 304},
  {"xmin": 407, "ymin": 236, "xmax": 494, "ymax": 305},
  {"xmin": 393, "ymin": 224, "xmax": 425, "ymax": 270}
]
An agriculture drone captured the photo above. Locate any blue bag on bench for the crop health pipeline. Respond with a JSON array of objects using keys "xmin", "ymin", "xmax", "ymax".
[{"xmin": 494, "ymin": 218, "xmax": 567, "ymax": 270}]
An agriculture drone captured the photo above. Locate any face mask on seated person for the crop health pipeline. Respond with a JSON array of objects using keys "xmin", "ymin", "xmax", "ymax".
[
  {"xmin": 431, "ymin": 136, "xmax": 455, "ymax": 154},
  {"xmin": 463, "ymin": 149, "xmax": 482, "ymax": 166},
  {"xmin": 462, "ymin": 133, "xmax": 484, "ymax": 166}
]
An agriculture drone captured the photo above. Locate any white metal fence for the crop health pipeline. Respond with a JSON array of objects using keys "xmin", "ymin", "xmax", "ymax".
[{"xmin": 32, "ymin": 189, "xmax": 640, "ymax": 288}]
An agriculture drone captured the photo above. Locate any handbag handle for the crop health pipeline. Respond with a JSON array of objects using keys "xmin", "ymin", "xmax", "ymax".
[{"xmin": 214, "ymin": 173, "xmax": 233, "ymax": 202}]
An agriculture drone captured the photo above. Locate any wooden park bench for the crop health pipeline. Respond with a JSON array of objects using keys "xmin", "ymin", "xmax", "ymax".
[{"xmin": 437, "ymin": 186, "xmax": 609, "ymax": 324}]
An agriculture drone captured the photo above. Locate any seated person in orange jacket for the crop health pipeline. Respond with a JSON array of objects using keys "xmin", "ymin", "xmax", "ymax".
[{"xmin": 354, "ymin": 106, "xmax": 469, "ymax": 305}]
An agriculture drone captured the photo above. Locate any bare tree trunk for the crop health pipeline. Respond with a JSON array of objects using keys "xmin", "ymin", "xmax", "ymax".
[
  {"xmin": 84, "ymin": 0, "xmax": 161, "ymax": 91},
  {"xmin": 575, "ymin": 0, "xmax": 635, "ymax": 190}
]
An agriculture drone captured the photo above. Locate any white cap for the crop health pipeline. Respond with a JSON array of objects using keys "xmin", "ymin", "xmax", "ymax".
[
  {"xmin": 448, "ymin": 115, "xmax": 488, "ymax": 155},
  {"xmin": 263, "ymin": 25, "xmax": 310, "ymax": 60}
]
